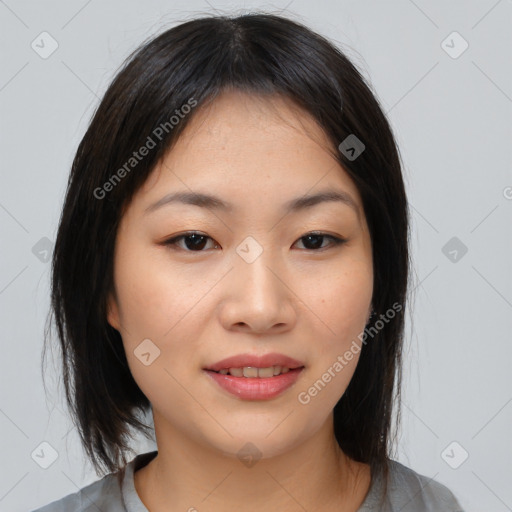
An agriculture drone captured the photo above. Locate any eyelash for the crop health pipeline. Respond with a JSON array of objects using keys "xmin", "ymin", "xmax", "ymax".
[{"xmin": 161, "ymin": 231, "xmax": 347, "ymax": 253}]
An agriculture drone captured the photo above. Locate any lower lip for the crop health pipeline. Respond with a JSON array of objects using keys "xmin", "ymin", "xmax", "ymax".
[{"xmin": 203, "ymin": 368, "xmax": 304, "ymax": 400}]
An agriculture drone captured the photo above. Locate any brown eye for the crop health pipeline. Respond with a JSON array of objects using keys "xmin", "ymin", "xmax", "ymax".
[
  {"xmin": 163, "ymin": 232, "xmax": 219, "ymax": 252},
  {"xmin": 294, "ymin": 232, "xmax": 346, "ymax": 251},
  {"xmin": 162, "ymin": 231, "xmax": 346, "ymax": 253}
]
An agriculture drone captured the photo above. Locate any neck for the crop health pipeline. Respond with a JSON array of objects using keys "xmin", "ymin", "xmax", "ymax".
[{"xmin": 134, "ymin": 411, "xmax": 372, "ymax": 512}]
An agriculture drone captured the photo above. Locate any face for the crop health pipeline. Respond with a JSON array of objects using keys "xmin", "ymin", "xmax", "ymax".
[{"xmin": 107, "ymin": 90, "xmax": 373, "ymax": 460}]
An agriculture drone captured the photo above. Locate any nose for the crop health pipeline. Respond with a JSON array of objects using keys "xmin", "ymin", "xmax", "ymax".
[{"xmin": 218, "ymin": 246, "xmax": 297, "ymax": 335}]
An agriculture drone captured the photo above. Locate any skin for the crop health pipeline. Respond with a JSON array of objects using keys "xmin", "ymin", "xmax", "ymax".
[{"xmin": 107, "ymin": 89, "xmax": 374, "ymax": 512}]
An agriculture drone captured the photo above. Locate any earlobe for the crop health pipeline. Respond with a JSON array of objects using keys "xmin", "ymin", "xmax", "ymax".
[
  {"xmin": 106, "ymin": 292, "xmax": 120, "ymax": 331},
  {"xmin": 366, "ymin": 305, "xmax": 374, "ymax": 324}
]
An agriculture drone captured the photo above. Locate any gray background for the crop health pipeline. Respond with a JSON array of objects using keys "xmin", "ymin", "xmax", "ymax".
[{"xmin": 1, "ymin": 1, "xmax": 511, "ymax": 511}]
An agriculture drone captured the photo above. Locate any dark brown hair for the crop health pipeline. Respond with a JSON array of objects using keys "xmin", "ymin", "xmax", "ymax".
[{"xmin": 44, "ymin": 11, "xmax": 411, "ymax": 502}]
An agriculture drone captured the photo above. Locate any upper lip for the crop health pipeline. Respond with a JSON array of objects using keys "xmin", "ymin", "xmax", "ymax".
[{"xmin": 204, "ymin": 353, "xmax": 305, "ymax": 372}]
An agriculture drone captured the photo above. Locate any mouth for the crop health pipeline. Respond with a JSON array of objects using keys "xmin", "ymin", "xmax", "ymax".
[
  {"xmin": 203, "ymin": 366, "xmax": 305, "ymax": 400},
  {"xmin": 202, "ymin": 352, "xmax": 305, "ymax": 400},
  {"xmin": 203, "ymin": 352, "xmax": 305, "ymax": 374},
  {"xmin": 206, "ymin": 365, "xmax": 304, "ymax": 378}
]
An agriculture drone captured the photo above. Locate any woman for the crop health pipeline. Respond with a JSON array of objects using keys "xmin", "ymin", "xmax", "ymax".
[{"xmin": 33, "ymin": 12, "xmax": 464, "ymax": 512}]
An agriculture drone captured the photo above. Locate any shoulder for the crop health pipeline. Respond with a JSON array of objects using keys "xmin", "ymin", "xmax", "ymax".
[
  {"xmin": 374, "ymin": 459, "xmax": 465, "ymax": 512},
  {"xmin": 30, "ymin": 470, "xmax": 124, "ymax": 512}
]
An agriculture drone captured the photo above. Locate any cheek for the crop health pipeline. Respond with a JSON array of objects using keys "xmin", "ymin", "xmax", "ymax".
[
  {"xmin": 113, "ymin": 259, "xmax": 206, "ymax": 409},
  {"xmin": 294, "ymin": 258, "xmax": 372, "ymax": 405},
  {"xmin": 299, "ymin": 261, "xmax": 372, "ymax": 349},
  {"xmin": 113, "ymin": 246, "xmax": 214, "ymax": 341},
  {"xmin": 112, "ymin": 246, "xmax": 215, "ymax": 391}
]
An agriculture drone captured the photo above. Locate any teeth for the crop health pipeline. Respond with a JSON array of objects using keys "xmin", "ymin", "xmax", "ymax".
[
  {"xmin": 216, "ymin": 365, "xmax": 296, "ymax": 377},
  {"xmin": 243, "ymin": 367, "xmax": 259, "ymax": 378},
  {"xmin": 254, "ymin": 366, "xmax": 273, "ymax": 378}
]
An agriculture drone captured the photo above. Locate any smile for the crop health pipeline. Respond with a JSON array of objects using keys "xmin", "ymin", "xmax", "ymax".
[
  {"xmin": 204, "ymin": 366, "xmax": 305, "ymax": 400},
  {"xmin": 211, "ymin": 365, "xmax": 297, "ymax": 377}
]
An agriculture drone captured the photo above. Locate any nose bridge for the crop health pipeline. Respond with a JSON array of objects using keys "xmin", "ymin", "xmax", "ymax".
[
  {"xmin": 221, "ymin": 234, "xmax": 294, "ymax": 332},
  {"xmin": 235, "ymin": 236, "xmax": 283, "ymax": 303}
]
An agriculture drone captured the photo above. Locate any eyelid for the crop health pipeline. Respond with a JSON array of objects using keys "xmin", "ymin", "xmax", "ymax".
[
  {"xmin": 161, "ymin": 230, "xmax": 347, "ymax": 252},
  {"xmin": 294, "ymin": 232, "xmax": 347, "ymax": 251},
  {"xmin": 162, "ymin": 231, "xmax": 218, "ymax": 251}
]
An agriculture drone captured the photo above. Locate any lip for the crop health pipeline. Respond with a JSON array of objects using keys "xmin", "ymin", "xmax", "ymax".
[
  {"xmin": 204, "ymin": 367, "xmax": 305, "ymax": 400},
  {"xmin": 204, "ymin": 352, "xmax": 305, "ymax": 372}
]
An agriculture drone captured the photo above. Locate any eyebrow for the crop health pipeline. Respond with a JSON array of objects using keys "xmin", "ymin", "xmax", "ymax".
[{"xmin": 144, "ymin": 189, "xmax": 359, "ymax": 217}]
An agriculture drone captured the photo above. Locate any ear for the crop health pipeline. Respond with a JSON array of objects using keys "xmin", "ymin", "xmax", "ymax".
[
  {"xmin": 106, "ymin": 290, "xmax": 121, "ymax": 331},
  {"xmin": 365, "ymin": 304, "xmax": 374, "ymax": 324}
]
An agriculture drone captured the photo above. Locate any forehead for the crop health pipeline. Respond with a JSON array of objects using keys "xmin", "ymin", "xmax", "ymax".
[
  {"xmin": 136, "ymin": 90, "xmax": 364, "ymax": 221},
  {"xmin": 167, "ymin": 89, "xmax": 333, "ymax": 160}
]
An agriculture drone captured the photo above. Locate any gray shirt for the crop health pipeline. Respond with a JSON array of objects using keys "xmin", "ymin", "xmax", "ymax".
[{"xmin": 32, "ymin": 451, "xmax": 465, "ymax": 511}]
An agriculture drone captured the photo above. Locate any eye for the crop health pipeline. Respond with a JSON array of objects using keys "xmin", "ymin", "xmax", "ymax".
[
  {"xmin": 162, "ymin": 232, "xmax": 219, "ymax": 252},
  {"xmin": 162, "ymin": 231, "xmax": 346, "ymax": 252},
  {"xmin": 293, "ymin": 232, "xmax": 347, "ymax": 251}
]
